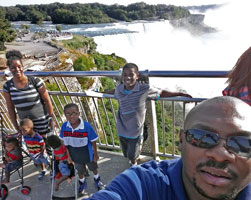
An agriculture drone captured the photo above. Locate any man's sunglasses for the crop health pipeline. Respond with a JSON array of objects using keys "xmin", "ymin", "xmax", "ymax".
[{"xmin": 185, "ymin": 129, "xmax": 251, "ymax": 158}]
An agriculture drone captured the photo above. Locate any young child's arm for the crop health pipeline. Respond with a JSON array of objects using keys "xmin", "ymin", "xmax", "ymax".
[
  {"xmin": 40, "ymin": 144, "xmax": 45, "ymax": 155},
  {"xmin": 92, "ymin": 141, "xmax": 99, "ymax": 162},
  {"xmin": 65, "ymin": 147, "xmax": 74, "ymax": 164},
  {"xmin": 4, "ymin": 152, "xmax": 9, "ymax": 163},
  {"xmin": 160, "ymin": 90, "xmax": 192, "ymax": 98}
]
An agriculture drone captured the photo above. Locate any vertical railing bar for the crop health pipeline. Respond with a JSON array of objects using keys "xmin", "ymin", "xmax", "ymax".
[
  {"xmin": 77, "ymin": 97, "xmax": 88, "ymax": 122},
  {"xmin": 53, "ymin": 77, "xmax": 69, "ymax": 104},
  {"xmin": 50, "ymin": 95, "xmax": 64, "ymax": 126},
  {"xmin": 83, "ymin": 97, "xmax": 101, "ymax": 144},
  {"xmin": 161, "ymin": 101, "xmax": 166, "ymax": 154},
  {"xmin": 60, "ymin": 77, "xmax": 74, "ymax": 102},
  {"xmin": 49, "ymin": 91, "xmax": 65, "ymax": 114},
  {"xmin": 150, "ymin": 100, "xmax": 159, "ymax": 159},
  {"xmin": 171, "ymin": 101, "xmax": 175, "ymax": 157},
  {"xmin": 0, "ymin": 100, "xmax": 15, "ymax": 130},
  {"xmin": 109, "ymin": 98, "xmax": 117, "ymax": 124},
  {"xmin": 183, "ymin": 102, "xmax": 186, "ymax": 129},
  {"xmin": 54, "ymin": 95, "xmax": 65, "ymax": 112},
  {"xmin": 101, "ymin": 98, "xmax": 115, "ymax": 147},
  {"xmin": 109, "ymin": 98, "xmax": 118, "ymax": 146},
  {"xmin": 92, "ymin": 97, "xmax": 108, "ymax": 145},
  {"xmin": 0, "ymin": 108, "xmax": 12, "ymax": 130}
]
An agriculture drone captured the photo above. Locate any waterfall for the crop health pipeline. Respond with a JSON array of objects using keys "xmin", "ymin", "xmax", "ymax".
[{"xmin": 93, "ymin": 1, "xmax": 251, "ymax": 98}]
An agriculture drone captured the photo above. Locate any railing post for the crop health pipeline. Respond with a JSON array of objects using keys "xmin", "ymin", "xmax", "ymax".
[{"xmin": 148, "ymin": 100, "xmax": 159, "ymax": 160}]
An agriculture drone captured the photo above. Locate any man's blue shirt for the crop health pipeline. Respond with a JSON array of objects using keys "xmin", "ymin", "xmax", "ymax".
[{"xmin": 85, "ymin": 158, "xmax": 251, "ymax": 200}]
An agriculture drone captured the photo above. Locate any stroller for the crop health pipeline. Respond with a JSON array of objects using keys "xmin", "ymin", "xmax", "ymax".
[
  {"xmin": 0, "ymin": 113, "xmax": 31, "ymax": 200},
  {"xmin": 48, "ymin": 118, "xmax": 78, "ymax": 200}
]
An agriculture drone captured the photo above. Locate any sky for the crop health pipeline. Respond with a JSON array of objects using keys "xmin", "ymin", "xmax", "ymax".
[{"xmin": 0, "ymin": 0, "xmax": 228, "ymax": 7}]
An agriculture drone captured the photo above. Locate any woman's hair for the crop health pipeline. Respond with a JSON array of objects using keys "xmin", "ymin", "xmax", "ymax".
[
  {"xmin": 6, "ymin": 50, "xmax": 23, "ymax": 67},
  {"xmin": 47, "ymin": 135, "xmax": 62, "ymax": 149},
  {"xmin": 226, "ymin": 46, "xmax": 251, "ymax": 97},
  {"xmin": 122, "ymin": 63, "xmax": 139, "ymax": 73}
]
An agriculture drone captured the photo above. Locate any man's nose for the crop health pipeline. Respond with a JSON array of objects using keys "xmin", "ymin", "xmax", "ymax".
[{"xmin": 204, "ymin": 140, "xmax": 235, "ymax": 163}]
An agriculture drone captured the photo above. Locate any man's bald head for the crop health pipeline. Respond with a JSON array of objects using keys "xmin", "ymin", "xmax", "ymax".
[{"xmin": 184, "ymin": 96, "xmax": 251, "ymax": 131}]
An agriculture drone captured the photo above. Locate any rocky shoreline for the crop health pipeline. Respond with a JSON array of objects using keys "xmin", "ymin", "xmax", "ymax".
[
  {"xmin": 0, "ymin": 32, "xmax": 63, "ymax": 71},
  {"xmin": 169, "ymin": 14, "xmax": 217, "ymax": 35}
]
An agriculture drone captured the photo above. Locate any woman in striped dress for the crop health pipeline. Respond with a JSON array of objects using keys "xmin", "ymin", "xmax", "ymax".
[
  {"xmin": 3, "ymin": 50, "xmax": 54, "ymax": 136},
  {"xmin": 222, "ymin": 46, "xmax": 251, "ymax": 106}
]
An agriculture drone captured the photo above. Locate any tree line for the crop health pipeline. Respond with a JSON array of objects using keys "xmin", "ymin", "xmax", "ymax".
[
  {"xmin": 0, "ymin": 7, "xmax": 16, "ymax": 50},
  {"xmin": 0, "ymin": 2, "xmax": 191, "ymax": 25}
]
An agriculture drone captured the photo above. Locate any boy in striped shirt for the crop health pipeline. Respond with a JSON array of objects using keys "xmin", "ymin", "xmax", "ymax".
[
  {"xmin": 20, "ymin": 118, "xmax": 50, "ymax": 180},
  {"xmin": 107, "ymin": 63, "xmax": 192, "ymax": 166}
]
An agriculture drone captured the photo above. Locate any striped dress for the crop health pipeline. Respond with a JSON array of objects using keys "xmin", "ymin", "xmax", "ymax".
[
  {"xmin": 3, "ymin": 76, "xmax": 50, "ymax": 135},
  {"xmin": 222, "ymin": 85, "xmax": 251, "ymax": 106}
]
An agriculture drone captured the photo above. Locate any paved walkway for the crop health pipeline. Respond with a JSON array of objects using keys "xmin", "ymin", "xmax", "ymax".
[{"xmin": 4, "ymin": 150, "xmax": 152, "ymax": 200}]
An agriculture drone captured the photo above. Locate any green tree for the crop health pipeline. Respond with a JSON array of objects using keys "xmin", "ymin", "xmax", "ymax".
[
  {"xmin": 56, "ymin": 25, "xmax": 62, "ymax": 33},
  {"xmin": 30, "ymin": 9, "xmax": 43, "ymax": 25},
  {"xmin": 21, "ymin": 24, "xmax": 30, "ymax": 30},
  {"xmin": 0, "ymin": 7, "xmax": 6, "ymax": 19},
  {"xmin": 0, "ymin": 19, "xmax": 17, "ymax": 50}
]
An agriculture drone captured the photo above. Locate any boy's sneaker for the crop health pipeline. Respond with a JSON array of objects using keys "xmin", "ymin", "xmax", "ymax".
[
  {"xmin": 78, "ymin": 180, "xmax": 87, "ymax": 194},
  {"xmin": 94, "ymin": 176, "xmax": 104, "ymax": 191},
  {"xmin": 38, "ymin": 171, "xmax": 46, "ymax": 180}
]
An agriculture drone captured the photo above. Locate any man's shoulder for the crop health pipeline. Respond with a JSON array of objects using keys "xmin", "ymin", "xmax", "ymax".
[
  {"xmin": 141, "ymin": 158, "xmax": 181, "ymax": 173},
  {"xmin": 121, "ymin": 158, "xmax": 182, "ymax": 183},
  {"xmin": 98, "ymin": 158, "xmax": 184, "ymax": 200}
]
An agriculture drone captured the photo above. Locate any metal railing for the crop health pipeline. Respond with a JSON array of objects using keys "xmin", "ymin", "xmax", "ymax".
[{"xmin": 0, "ymin": 70, "xmax": 228, "ymax": 159}]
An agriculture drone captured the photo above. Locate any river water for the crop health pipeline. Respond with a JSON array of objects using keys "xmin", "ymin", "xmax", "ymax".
[{"xmin": 11, "ymin": 1, "xmax": 251, "ymax": 98}]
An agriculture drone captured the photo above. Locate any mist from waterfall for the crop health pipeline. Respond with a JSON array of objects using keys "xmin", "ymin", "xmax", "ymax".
[{"xmin": 93, "ymin": 1, "xmax": 251, "ymax": 98}]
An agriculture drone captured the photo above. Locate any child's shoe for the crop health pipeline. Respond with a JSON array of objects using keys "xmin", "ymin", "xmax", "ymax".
[
  {"xmin": 54, "ymin": 172, "xmax": 62, "ymax": 180},
  {"xmin": 38, "ymin": 171, "xmax": 46, "ymax": 180},
  {"xmin": 94, "ymin": 176, "xmax": 104, "ymax": 191},
  {"xmin": 78, "ymin": 180, "xmax": 87, "ymax": 194}
]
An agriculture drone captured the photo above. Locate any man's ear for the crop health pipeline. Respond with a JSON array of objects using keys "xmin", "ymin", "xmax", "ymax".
[
  {"xmin": 178, "ymin": 129, "xmax": 183, "ymax": 151},
  {"xmin": 136, "ymin": 72, "xmax": 139, "ymax": 80}
]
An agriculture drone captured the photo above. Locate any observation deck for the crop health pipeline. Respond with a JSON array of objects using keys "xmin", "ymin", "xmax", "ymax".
[{"xmin": 0, "ymin": 70, "xmax": 227, "ymax": 199}]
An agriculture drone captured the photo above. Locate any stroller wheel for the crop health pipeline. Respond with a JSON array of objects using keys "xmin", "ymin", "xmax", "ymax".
[
  {"xmin": 21, "ymin": 186, "xmax": 31, "ymax": 195},
  {"xmin": 0, "ymin": 184, "xmax": 8, "ymax": 199}
]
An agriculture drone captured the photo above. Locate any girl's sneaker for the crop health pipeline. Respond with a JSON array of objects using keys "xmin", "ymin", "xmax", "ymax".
[{"xmin": 38, "ymin": 171, "xmax": 46, "ymax": 180}]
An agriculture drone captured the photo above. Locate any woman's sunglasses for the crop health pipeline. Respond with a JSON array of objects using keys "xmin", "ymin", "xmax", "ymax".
[{"xmin": 185, "ymin": 129, "xmax": 251, "ymax": 158}]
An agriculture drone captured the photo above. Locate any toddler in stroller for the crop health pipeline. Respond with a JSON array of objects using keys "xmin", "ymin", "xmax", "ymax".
[
  {"xmin": 47, "ymin": 135, "xmax": 74, "ymax": 191},
  {"xmin": 0, "ymin": 137, "xmax": 22, "ymax": 184}
]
